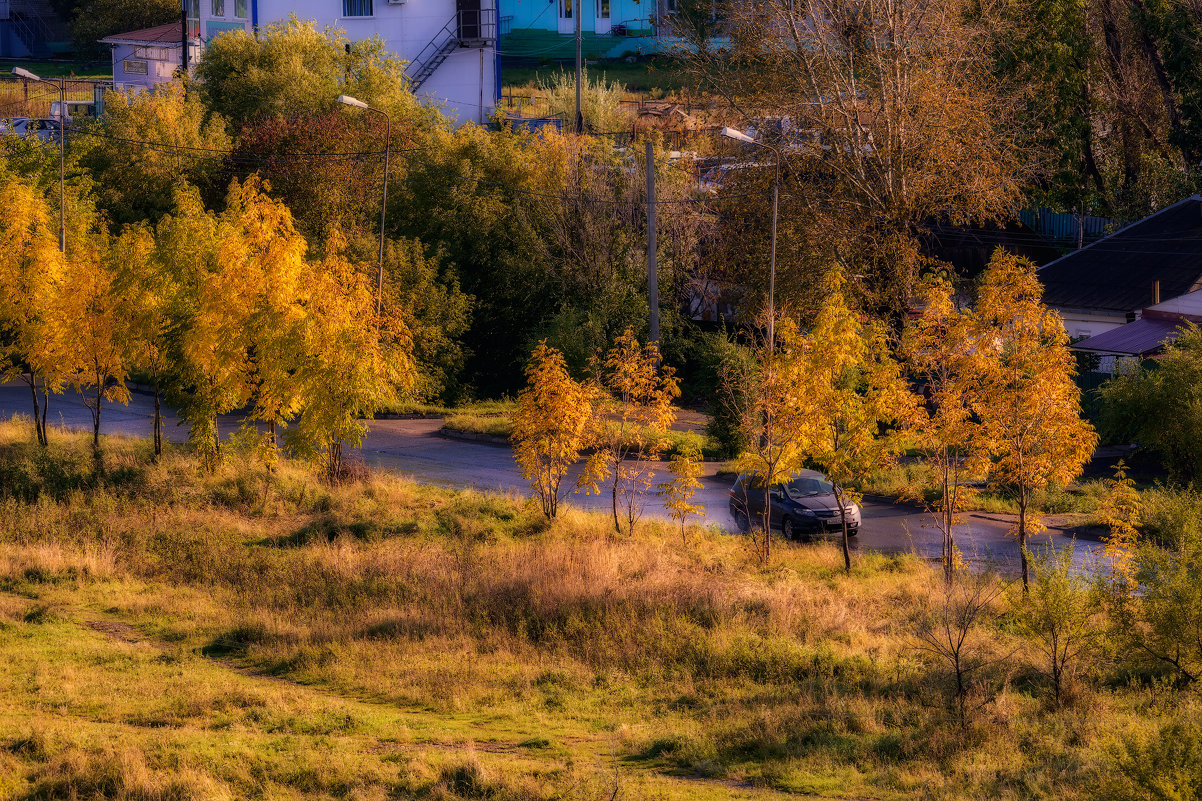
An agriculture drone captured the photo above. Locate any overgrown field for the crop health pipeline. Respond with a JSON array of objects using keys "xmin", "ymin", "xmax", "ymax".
[{"xmin": 0, "ymin": 420, "xmax": 1196, "ymax": 800}]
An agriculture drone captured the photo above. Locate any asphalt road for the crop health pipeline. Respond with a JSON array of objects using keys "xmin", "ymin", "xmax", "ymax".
[{"xmin": 0, "ymin": 382, "xmax": 1101, "ymax": 572}]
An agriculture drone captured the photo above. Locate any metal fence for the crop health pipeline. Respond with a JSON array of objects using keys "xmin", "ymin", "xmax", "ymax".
[{"xmin": 0, "ymin": 76, "xmax": 112, "ymax": 121}]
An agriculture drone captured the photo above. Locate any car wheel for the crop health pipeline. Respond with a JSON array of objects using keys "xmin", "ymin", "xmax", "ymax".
[
  {"xmin": 847, "ymin": 526, "xmax": 859, "ymax": 538},
  {"xmin": 733, "ymin": 510, "xmax": 750, "ymax": 533},
  {"xmin": 782, "ymin": 517, "xmax": 797, "ymax": 541}
]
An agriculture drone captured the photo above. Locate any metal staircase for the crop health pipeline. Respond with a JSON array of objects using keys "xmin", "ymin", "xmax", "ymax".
[
  {"xmin": 406, "ymin": 5, "xmax": 497, "ymax": 92},
  {"xmin": 407, "ymin": 18, "xmax": 459, "ymax": 92}
]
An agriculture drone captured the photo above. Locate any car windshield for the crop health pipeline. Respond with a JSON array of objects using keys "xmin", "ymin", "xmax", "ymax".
[{"xmin": 784, "ymin": 477, "xmax": 834, "ymax": 499}]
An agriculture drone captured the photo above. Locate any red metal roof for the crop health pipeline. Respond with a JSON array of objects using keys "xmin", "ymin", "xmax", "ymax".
[{"xmin": 99, "ymin": 22, "xmax": 189, "ymax": 47}]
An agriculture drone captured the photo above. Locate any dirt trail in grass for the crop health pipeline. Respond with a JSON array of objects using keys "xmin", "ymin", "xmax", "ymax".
[{"xmin": 76, "ymin": 605, "xmax": 808, "ymax": 799}]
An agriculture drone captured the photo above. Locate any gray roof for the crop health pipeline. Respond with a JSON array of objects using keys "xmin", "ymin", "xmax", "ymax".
[{"xmin": 1038, "ymin": 195, "xmax": 1202, "ymax": 314}]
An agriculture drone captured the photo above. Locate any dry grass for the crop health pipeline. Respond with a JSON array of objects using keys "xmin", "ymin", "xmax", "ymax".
[{"xmin": 0, "ymin": 418, "xmax": 1190, "ymax": 799}]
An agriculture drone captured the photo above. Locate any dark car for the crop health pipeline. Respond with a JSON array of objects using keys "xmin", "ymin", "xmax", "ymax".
[{"xmin": 728, "ymin": 470, "xmax": 861, "ymax": 540}]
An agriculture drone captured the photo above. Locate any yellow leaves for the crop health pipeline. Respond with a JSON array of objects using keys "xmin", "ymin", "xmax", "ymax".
[
  {"xmin": 1098, "ymin": 460, "xmax": 1143, "ymax": 590},
  {"xmin": 512, "ymin": 341, "xmax": 595, "ymax": 518},
  {"xmin": 659, "ymin": 448, "xmax": 706, "ymax": 544},
  {"xmin": 972, "ymin": 251, "xmax": 1097, "ymax": 504}
]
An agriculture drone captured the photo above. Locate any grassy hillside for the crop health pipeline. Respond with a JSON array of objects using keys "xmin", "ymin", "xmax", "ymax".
[{"xmin": 0, "ymin": 419, "xmax": 1192, "ymax": 799}]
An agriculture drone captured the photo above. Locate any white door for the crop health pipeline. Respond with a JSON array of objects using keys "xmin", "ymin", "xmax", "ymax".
[
  {"xmin": 595, "ymin": 0, "xmax": 611, "ymax": 34},
  {"xmin": 558, "ymin": 0, "xmax": 574, "ymax": 34}
]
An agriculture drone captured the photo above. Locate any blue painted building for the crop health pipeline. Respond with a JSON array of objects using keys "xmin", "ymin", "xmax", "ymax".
[{"xmin": 498, "ymin": 0, "xmax": 673, "ymax": 61}]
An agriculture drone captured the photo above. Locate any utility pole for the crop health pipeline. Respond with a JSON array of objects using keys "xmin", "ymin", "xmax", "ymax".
[
  {"xmin": 646, "ymin": 140, "xmax": 658, "ymax": 343},
  {"xmin": 575, "ymin": 0, "xmax": 583, "ymax": 133}
]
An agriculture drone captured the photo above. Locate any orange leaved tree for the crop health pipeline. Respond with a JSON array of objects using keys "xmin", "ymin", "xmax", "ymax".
[
  {"xmin": 511, "ymin": 341, "xmax": 595, "ymax": 519},
  {"xmin": 799, "ymin": 274, "xmax": 919, "ymax": 573},
  {"xmin": 972, "ymin": 251, "xmax": 1097, "ymax": 591},
  {"xmin": 904, "ymin": 275, "xmax": 987, "ymax": 581},
  {"xmin": 584, "ymin": 329, "xmax": 680, "ymax": 536}
]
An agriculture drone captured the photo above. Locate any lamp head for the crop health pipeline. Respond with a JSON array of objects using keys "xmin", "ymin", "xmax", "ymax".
[
  {"xmin": 720, "ymin": 126, "xmax": 756, "ymax": 145},
  {"xmin": 12, "ymin": 67, "xmax": 41, "ymax": 82},
  {"xmin": 336, "ymin": 94, "xmax": 369, "ymax": 110}
]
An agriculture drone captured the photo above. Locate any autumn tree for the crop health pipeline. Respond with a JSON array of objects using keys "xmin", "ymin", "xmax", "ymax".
[
  {"xmin": 116, "ymin": 223, "xmax": 172, "ymax": 458},
  {"xmin": 154, "ymin": 185, "xmax": 253, "ymax": 465},
  {"xmin": 0, "ymin": 175, "xmax": 67, "ymax": 446},
  {"xmin": 904, "ymin": 275, "xmax": 987, "ymax": 581},
  {"xmin": 511, "ymin": 341, "xmax": 595, "ymax": 519},
  {"xmin": 731, "ymin": 315, "xmax": 816, "ymax": 561},
  {"xmin": 583, "ymin": 329, "xmax": 680, "ymax": 536},
  {"xmin": 287, "ymin": 231, "xmax": 415, "ymax": 481},
  {"xmin": 218, "ymin": 177, "xmax": 311, "ymax": 461},
  {"xmin": 798, "ymin": 275, "xmax": 919, "ymax": 572},
  {"xmin": 55, "ymin": 227, "xmax": 132, "ymax": 450},
  {"xmin": 658, "ymin": 446, "xmax": 706, "ymax": 545},
  {"xmin": 973, "ymin": 251, "xmax": 1097, "ymax": 591},
  {"xmin": 1097, "ymin": 461, "xmax": 1143, "ymax": 590},
  {"xmin": 683, "ymin": 0, "xmax": 1023, "ymax": 319}
]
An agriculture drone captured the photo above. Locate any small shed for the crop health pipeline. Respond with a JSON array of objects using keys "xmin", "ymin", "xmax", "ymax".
[
  {"xmin": 100, "ymin": 23, "xmax": 201, "ymax": 92},
  {"xmin": 1072, "ymin": 287, "xmax": 1202, "ymax": 370}
]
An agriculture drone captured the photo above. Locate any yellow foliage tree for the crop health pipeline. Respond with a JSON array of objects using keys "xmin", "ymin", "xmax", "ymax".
[
  {"xmin": 511, "ymin": 341, "xmax": 595, "ymax": 519},
  {"xmin": 658, "ymin": 446, "xmax": 706, "ymax": 545},
  {"xmin": 798, "ymin": 274, "xmax": 919, "ymax": 573},
  {"xmin": 218, "ymin": 176, "xmax": 311, "ymax": 463},
  {"xmin": 154, "ymin": 185, "xmax": 253, "ymax": 465},
  {"xmin": 583, "ymin": 329, "xmax": 680, "ymax": 535},
  {"xmin": 732, "ymin": 315, "xmax": 819, "ymax": 561},
  {"xmin": 55, "ymin": 228, "xmax": 133, "ymax": 450},
  {"xmin": 116, "ymin": 222, "xmax": 171, "ymax": 457},
  {"xmin": 972, "ymin": 251, "xmax": 1097, "ymax": 591},
  {"xmin": 1097, "ymin": 460, "xmax": 1143, "ymax": 591},
  {"xmin": 287, "ymin": 231, "xmax": 415, "ymax": 481},
  {"xmin": 904, "ymin": 275, "xmax": 987, "ymax": 581},
  {"xmin": 0, "ymin": 175, "xmax": 68, "ymax": 446}
]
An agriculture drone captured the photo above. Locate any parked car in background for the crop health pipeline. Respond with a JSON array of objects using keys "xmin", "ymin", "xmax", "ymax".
[
  {"xmin": 728, "ymin": 470, "xmax": 861, "ymax": 540},
  {"xmin": 48, "ymin": 100, "xmax": 96, "ymax": 124},
  {"xmin": 0, "ymin": 117, "xmax": 30, "ymax": 136},
  {"xmin": 31, "ymin": 119, "xmax": 64, "ymax": 142}
]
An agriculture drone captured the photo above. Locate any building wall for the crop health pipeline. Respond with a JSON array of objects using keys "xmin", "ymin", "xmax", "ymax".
[
  {"xmin": 1056, "ymin": 309, "xmax": 1130, "ymax": 342},
  {"xmin": 501, "ymin": 0, "xmax": 652, "ymax": 34},
  {"xmin": 195, "ymin": 0, "xmax": 497, "ymax": 124},
  {"xmin": 111, "ymin": 41, "xmax": 182, "ymax": 92}
]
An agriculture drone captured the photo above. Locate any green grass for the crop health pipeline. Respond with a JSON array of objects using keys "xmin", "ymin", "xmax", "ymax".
[
  {"xmin": 442, "ymin": 410, "xmax": 724, "ymax": 458},
  {"xmin": 862, "ymin": 460, "xmax": 1112, "ymax": 519},
  {"xmin": 501, "ymin": 59, "xmax": 689, "ymax": 93},
  {"xmin": 0, "ymin": 419, "xmax": 1194, "ymax": 799},
  {"xmin": 375, "ymin": 398, "xmax": 517, "ymax": 418},
  {"xmin": 0, "ymin": 60, "xmax": 112, "ymax": 80}
]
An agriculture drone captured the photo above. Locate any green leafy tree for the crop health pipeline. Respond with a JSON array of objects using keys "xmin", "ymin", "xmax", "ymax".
[
  {"xmin": 80, "ymin": 82, "xmax": 231, "ymax": 228},
  {"xmin": 196, "ymin": 17, "xmax": 435, "ymax": 128},
  {"xmin": 1015, "ymin": 542, "xmax": 1100, "ymax": 705},
  {"xmin": 1099, "ymin": 324, "xmax": 1202, "ymax": 483}
]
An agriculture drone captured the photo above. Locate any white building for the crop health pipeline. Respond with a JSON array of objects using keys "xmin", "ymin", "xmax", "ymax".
[{"xmin": 182, "ymin": 0, "xmax": 497, "ymax": 124}]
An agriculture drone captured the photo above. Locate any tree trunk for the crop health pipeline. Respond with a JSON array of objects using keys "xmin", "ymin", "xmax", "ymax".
[
  {"xmin": 1019, "ymin": 484, "xmax": 1029, "ymax": 592},
  {"xmin": 763, "ymin": 484, "xmax": 772, "ymax": 561},
  {"xmin": 27, "ymin": 371, "xmax": 45, "ymax": 447},
  {"xmin": 92, "ymin": 382, "xmax": 102, "ymax": 450},
  {"xmin": 153, "ymin": 385, "xmax": 162, "ymax": 458},
  {"xmin": 943, "ymin": 467, "xmax": 954, "ymax": 583},
  {"xmin": 839, "ymin": 490, "xmax": 851, "ymax": 573},
  {"xmin": 1128, "ymin": 0, "xmax": 1195, "ymax": 165},
  {"xmin": 611, "ymin": 469, "xmax": 621, "ymax": 535},
  {"xmin": 39, "ymin": 385, "xmax": 49, "ymax": 446}
]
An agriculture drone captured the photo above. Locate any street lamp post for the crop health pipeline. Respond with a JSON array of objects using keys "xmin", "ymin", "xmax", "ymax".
[
  {"xmin": 14, "ymin": 67, "xmax": 65, "ymax": 253},
  {"xmin": 721, "ymin": 126, "xmax": 780, "ymax": 351},
  {"xmin": 337, "ymin": 94, "xmax": 391, "ymax": 318}
]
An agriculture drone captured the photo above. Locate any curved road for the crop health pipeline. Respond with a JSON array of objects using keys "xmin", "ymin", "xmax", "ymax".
[{"xmin": 0, "ymin": 383, "xmax": 1100, "ymax": 572}]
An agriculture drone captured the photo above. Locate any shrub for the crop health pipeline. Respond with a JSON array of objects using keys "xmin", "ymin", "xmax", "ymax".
[{"xmin": 1097, "ymin": 719, "xmax": 1202, "ymax": 800}]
